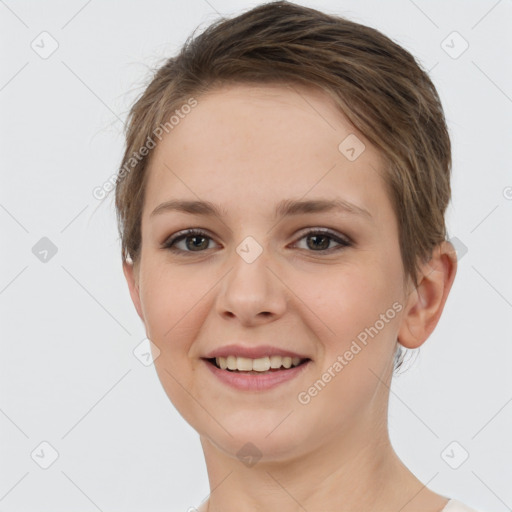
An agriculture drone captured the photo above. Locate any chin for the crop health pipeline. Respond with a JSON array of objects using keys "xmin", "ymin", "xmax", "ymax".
[{"xmin": 201, "ymin": 414, "xmax": 311, "ymax": 460}]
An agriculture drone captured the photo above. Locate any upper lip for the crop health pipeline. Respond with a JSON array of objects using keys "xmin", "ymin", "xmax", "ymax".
[{"xmin": 203, "ymin": 344, "xmax": 311, "ymax": 360}]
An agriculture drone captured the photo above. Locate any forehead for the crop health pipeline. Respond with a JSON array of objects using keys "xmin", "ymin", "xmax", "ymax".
[{"xmin": 143, "ymin": 83, "xmax": 391, "ymax": 225}]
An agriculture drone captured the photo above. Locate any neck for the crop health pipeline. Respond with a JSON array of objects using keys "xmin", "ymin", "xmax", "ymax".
[{"xmin": 198, "ymin": 412, "xmax": 443, "ymax": 512}]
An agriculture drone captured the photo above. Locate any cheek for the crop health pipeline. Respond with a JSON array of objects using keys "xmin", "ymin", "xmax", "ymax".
[
  {"xmin": 139, "ymin": 268, "xmax": 207, "ymax": 423},
  {"xmin": 301, "ymin": 257, "xmax": 402, "ymax": 365},
  {"xmin": 298, "ymin": 267, "xmax": 400, "ymax": 420},
  {"xmin": 138, "ymin": 267, "xmax": 202, "ymax": 381},
  {"xmin": 139, "ymin": 264, "xmax": 202, "ymax": 340}
]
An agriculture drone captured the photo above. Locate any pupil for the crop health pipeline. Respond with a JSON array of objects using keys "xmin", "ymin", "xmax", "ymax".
[
  {"xmin": 188, "ymin": 236, "xmax": 208, "ymax": 251},
  {"xmin": 308, "ymin": 234, "xmax": 329, "ymax": 250}
]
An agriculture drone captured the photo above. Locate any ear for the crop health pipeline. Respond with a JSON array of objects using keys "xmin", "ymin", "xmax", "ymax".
[
  {"xmin": 123, "ymin": 259, "xmax": 144, "ymax": 322},
  {"xmin": 398, "ymin": 240, "xmax": 458, "ymax": 349}
]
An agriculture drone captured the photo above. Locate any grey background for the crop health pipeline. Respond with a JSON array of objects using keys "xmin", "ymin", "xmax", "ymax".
[{"xmin": 1, "ymin": 1, "xmax": 511, "ymax": 511}]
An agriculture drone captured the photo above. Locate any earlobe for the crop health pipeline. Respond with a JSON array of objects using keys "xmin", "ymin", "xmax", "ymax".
[
  {"xmin": 397, "ymin": 241, "xmax": 458, "ymax": 349},
  {"xmin": 122, "ymin": 260, "xmax": 144, "ymax": 322}
]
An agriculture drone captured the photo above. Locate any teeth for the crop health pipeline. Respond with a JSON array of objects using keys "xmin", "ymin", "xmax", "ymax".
[
  {"xmin": 215, "ymin": 355, "xmax": 304, "ymax": 372},
  {"xmin": 237, "ymin": 357, "xmax": 253, "ymax": 371},
  {"xmin": 269, "ymin": 355, "xmax": 282, "ymax": 369},
  {"xmin": 252, "ymin": 357, "xmax": 270, "ymax": 372}
]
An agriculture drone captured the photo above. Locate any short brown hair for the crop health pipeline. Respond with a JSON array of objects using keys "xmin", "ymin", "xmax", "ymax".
[{"xmin": 114, "ymin": 0, "xmax": 452, "ymax": 371}]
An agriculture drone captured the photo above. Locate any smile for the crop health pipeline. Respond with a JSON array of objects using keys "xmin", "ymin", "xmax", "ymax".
[
  {"xmin": 202, "ymin": 356, "xmax": 312, "ymax": 391},
  {"xmin": 211, "ymin": 355, "xmax": 307, "ymax": 372}
]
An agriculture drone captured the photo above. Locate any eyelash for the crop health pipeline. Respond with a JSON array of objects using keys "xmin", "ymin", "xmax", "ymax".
[{"xmin": 161, "ymin": 228, "xmax": 352, "ymax": 255}]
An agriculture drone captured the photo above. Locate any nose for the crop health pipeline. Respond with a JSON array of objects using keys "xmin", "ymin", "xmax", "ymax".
[{"xmin": 214, "ymin": 241, "xmax": 288, "ymax": 326}]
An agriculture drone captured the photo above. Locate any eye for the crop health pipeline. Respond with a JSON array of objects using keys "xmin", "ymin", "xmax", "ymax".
[
  {"xmin": 292, "ymin": 228, "xmax": 352, "ymax": 253},
  {"xmin": 161, "ymin": 229, "xmax": 217, "ymax": 253},
  {"xmin": 161, "ymin": 227, "xmax": 352, "ymax": 255}
]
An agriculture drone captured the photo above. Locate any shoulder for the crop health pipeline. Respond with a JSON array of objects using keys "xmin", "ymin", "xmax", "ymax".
[{"xmin": 442, "ymin": 499, "xmax": 484, "ymax": 512}]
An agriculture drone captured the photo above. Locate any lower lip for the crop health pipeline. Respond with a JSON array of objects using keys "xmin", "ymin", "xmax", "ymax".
[{"xmin": 203, "ymin": 359, "xmax": 311, "ymax": 391}]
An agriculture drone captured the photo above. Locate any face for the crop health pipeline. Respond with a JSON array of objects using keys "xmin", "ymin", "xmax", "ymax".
[{"xmin": 124, "ymin": 83, "xmax": 412, "ymax": 461}]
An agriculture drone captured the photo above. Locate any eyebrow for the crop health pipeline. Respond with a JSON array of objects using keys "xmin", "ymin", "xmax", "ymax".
[{"xmin": 150, "ymin": 197, "xmax": 372, "ymax": 221}]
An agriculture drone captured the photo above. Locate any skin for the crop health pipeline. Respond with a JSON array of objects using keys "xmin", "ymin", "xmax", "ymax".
[{"xmin": 123, "ymin": 83, "xmax": 457, "ymax": 512}]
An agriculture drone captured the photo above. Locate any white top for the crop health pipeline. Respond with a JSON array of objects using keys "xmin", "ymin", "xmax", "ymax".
[
  {"xmin": 442, "ymin": 499, "xmax": 480, "ymax": 512},
  {"xmin": 194, "ymin": 498, "xmax": 480, "ymax": 511}
]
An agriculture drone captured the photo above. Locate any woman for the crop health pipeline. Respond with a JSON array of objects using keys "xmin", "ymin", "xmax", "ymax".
[{"xmin": 115, "ymin": 2, "xmax": 481, "ymax": 510}]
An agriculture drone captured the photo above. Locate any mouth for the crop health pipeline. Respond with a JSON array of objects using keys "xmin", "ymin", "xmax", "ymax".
[
  {"xmin": 203, "ymin": 356, "xmax": 311, "ymax": 375},
  {"xmin": 202, "ymin": 355, "xmax": 312, "ymax": 391}
]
